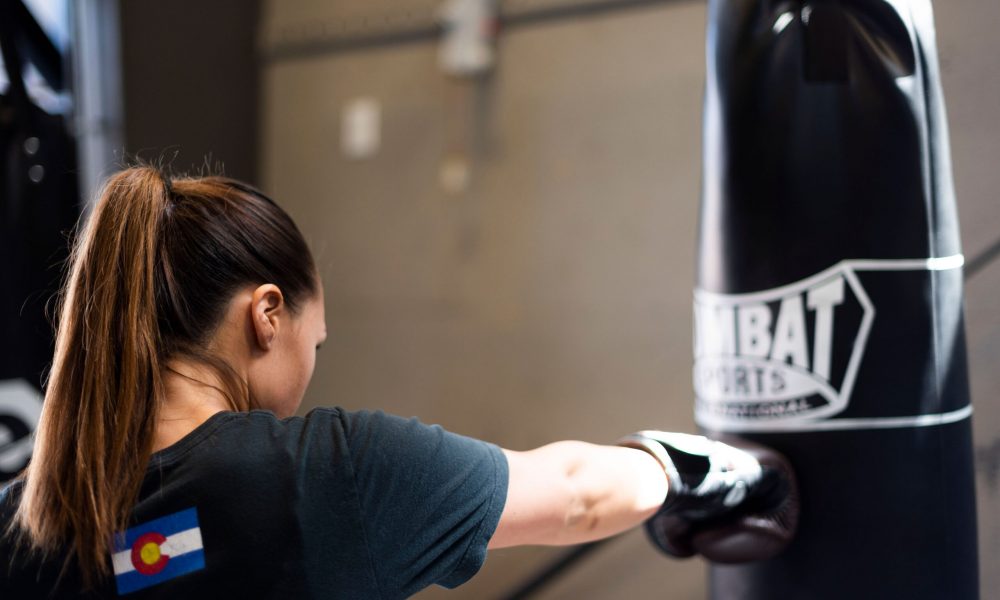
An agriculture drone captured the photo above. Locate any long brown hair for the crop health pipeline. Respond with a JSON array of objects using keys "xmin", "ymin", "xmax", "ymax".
[{"xmin": 12, "ymin": 166, "xmax": 317, "ymax": 587}]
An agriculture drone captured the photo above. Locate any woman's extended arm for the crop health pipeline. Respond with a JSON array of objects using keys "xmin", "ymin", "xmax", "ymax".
[{"xmin": 487, "ymin": 442, "xmax": 668, "ymax": 549}]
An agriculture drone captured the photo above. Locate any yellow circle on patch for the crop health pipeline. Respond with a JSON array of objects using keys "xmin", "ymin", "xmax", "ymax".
[{"xmin": 140, "ymin": 542, "xmax": 161, "ymax": 565}]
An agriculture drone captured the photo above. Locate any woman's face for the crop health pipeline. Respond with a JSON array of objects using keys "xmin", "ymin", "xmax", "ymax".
[{"xmin": 248, "ymin": 285, "xmax": 327, "ymax": 418}]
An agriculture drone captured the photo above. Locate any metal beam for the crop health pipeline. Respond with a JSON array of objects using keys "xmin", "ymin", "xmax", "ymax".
[{"xmin": 262, "ymin": 0, "xmax": 688, "ymax": 63}]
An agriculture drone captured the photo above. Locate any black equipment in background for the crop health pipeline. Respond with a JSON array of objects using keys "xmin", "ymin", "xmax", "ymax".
[{"xmin": 0, "ymin": 0, "xmax": 80, "ymax": 482}]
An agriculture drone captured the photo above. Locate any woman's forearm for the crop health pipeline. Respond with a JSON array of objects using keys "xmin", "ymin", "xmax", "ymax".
[{"xmin": 489, "ymin": 441, "xmax": 668, "ymax": 549}]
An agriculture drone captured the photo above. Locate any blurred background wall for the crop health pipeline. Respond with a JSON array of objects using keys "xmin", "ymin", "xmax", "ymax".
[
  {"xmin": 110, "ymin": 0, "xmax": 1000, "ymax": 597},
  {"xmin": 260, "ymin": 2, "xmax": 707, "ymax": 597},
  {"xmin": 119, "ymin": 0, "xmax": 261, "ymax": 183}
]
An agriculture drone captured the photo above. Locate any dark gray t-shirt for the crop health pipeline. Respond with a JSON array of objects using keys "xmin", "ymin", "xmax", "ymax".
[{"xmin": 0, "ymin": 408, "xmax": 509, "ymax": 599}]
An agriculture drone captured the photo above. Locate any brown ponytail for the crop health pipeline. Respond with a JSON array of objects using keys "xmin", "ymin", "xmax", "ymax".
[{"xmin": 12, "ymin": 166, "xmax": 317, "ymax": 587}]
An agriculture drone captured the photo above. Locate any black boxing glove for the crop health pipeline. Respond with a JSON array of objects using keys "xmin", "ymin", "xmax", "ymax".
[{"xmin": 618, "ymin": 431, "xmax": 798, "ymax": 563}]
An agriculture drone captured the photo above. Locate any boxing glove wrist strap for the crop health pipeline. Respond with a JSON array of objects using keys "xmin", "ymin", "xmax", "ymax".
[{"xmin": 617, "ymin": 432, "xmax": 684, "ymax": 508}]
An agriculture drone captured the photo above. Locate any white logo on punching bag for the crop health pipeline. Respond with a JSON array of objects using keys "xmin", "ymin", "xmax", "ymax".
[
  {"xmin": 0, "ymin": 379, "xmax": 43, "ymax": 477},
  {"xmin": 694, "ymin": 266, "xmax": 874, "ymax": 428}
]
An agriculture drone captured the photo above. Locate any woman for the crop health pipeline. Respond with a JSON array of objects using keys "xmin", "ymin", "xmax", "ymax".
[{"xmin": 1, "ymin": 167, "xmax": 793, "ymax": 598}]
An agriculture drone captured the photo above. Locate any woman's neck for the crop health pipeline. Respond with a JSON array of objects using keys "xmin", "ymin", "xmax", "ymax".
[{"xmin": 153, "ymin": 360, "xmax": 234, "ymax": 452}]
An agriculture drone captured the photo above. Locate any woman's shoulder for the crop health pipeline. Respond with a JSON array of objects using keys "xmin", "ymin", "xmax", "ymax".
[
  {"xmin": 142, "ymin": 408, "xmax": 361, "ymax": 501},
  {"xmin": 146, "ymin": 406, "xmax": 457, "ymax": 485},
  {"xmin": 150, "ymin": 407, "xmax": 350, "ymax": 464}
]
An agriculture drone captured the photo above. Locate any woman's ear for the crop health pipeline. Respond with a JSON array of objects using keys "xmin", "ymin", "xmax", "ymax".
[{"xmin": 250, "ymin": 284, "xmax": 285, "ymax": 350}]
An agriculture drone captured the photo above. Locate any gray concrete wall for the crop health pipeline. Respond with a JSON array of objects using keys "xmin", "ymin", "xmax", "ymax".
[
  {"xmin": 259, "ymin": 1, "xmax": 1000, "ymax": 597},
  {"xmin": 939, "ymin": 3, "xmax": 1000, "ymax": 595}
]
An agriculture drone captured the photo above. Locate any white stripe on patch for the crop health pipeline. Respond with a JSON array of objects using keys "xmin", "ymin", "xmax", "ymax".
[
  {"xmin": 160, "ymin": 527, "xmax": 204, "ymax": 557},
  {"xmin": 111, "ymin": 527, "xmax": 204, "ymax": 576}
]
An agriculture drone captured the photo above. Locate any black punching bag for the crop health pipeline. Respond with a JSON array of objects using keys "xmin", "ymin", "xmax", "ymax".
[
  {"xmin": 694, "ymin": 1, "xmax": 977, "ymax": 598},
  {"xmin": 0, "ymin": 12, "xmax": 79, "ymax": 483}
]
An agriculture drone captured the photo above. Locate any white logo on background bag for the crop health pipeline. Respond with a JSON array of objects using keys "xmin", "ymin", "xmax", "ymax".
[
  {"xmin": 694, "ymin": 266, "xmax": 874, "ymax": 426},
  {"xmin": 0, "ymin": 379, "xmax": 43, "ymax": 476}
]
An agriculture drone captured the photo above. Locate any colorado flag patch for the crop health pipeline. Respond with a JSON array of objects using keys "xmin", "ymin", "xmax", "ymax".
[{"xmin": 110, "ymin": 507, "xmax": 205, "ymax": 595}]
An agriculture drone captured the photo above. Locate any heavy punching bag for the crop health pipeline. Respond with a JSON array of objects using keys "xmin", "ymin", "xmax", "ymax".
[
  {"xmin": 0, "ymin": 7, "xmax": 79, "ymax": 483},
  {"xmin": 694, "ymin": 1, "xmax": 977, "ymax": 598}
]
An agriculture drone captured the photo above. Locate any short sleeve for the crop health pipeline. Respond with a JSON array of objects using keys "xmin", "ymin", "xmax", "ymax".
[{"xmin": 339, "ymin": 410, "xmax": 508, "ymax": 597}]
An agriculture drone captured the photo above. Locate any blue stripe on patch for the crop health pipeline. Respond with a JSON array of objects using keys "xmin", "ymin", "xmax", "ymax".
[{"xmin": 115, "ymin": 548, "xmax": 206, "ymax": 595}]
